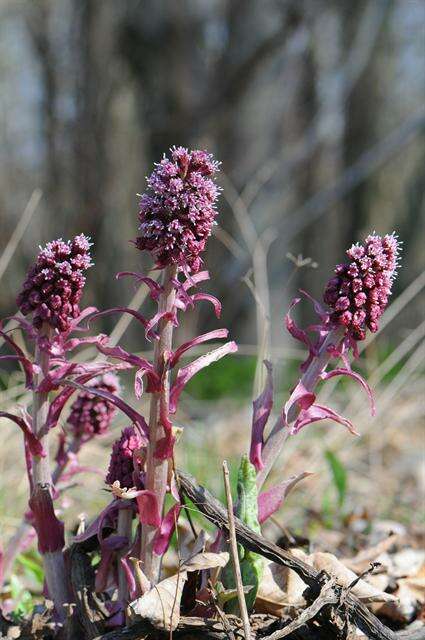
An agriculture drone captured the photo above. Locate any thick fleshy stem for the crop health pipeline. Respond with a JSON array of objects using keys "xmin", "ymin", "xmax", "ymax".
[
  {"xmin": 117, "ymin": 503, "xmax": 133, "ymax": 603},
  {"xmin": 256, "ymin": 327, "xmax": 345, "ymax": 489},
  {"xmin": 141, "ymin": 264, "xmax": 177, "ymax": 584},
  {"xmin": 30, "ymin": 324, "xmax": 70, "ymax": 620},
  {"xmin": 2, "ymin": 435, "xmax": 83, "ymax": 587}
]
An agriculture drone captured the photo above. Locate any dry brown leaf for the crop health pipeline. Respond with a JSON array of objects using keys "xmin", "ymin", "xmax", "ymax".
[
  {"xmin": 311, "ymin": 552, "xmax": 397, "ymax": 604},
  {"xmin": 130, "ymin": 571, "xmax": 188, "ymax": 631},
  {"xmin": 255, "ymin": 559, "xmax": 288, "ymax": 616},
  {"xmin": 130, "ymin": 552, "xmax": 229, "ymax": 631},
  {"xmin": 180, "ymin": 550, "xmax": 229, "ymax": 573},
  {"xmin": 255, "ymin": 548, "xmax": 310, "ymax": 615}
]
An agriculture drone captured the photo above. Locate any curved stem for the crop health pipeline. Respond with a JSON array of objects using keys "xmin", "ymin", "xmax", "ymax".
[{"xmin": 256, "ymin": 327, "xmax": 345, "ymax": 489}]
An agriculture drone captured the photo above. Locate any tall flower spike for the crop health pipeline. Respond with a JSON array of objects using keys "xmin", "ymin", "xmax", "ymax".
[
  {"xmin": 67, "ymin": 373, "xmax": 120, "ymax": 440},
  {"xmin": 324, "ymin": 232, "xmax": 400, "ymax": 340},
  {"xmin": 17, "ymin": 234, "xmax": 93, "ymax": 332},
  {"xmin": 256, "ymin": 232, "xmax": 401, "ymax": 489},
  {"xmin": 135, "ymin": 147, "xmax": 220, "ymax": 272},
  {"xmin": 106, "ymin": 426, "xmax": 143, "ymax": 489}
]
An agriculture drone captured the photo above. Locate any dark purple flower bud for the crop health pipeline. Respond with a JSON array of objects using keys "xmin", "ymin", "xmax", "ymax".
[
  {"xmin": 323, "ymin": 233, "xmax": 400, "ymax": 341},
  {"xmin": 67, "ymin": 374, "xmax": 120, "ymax": 440},
  {"xmin": 135, "ymin": 147, "xmax": 220, "ymax": 272},
  {"xmin": 106, "ymin": 426, "xmax": 143, "ymax": 489},
  {"xmin": 17, "ymin": 235, "xmax": 93, "ymax": 333}
]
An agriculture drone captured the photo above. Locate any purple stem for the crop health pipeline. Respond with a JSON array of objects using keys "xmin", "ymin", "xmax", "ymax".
[
  {"xmin": 31, "ymin": 325, "xmax": 70, "ymax": 620},
  {"xmin": 141, "ymin": 264, "xmax": 177, "ymax": 584},
  {"xmin": 117, "ymin": 503, "xmax": 133, "ymax": 603},
  {"xmin": 256, "ymin": 327, "xmax": 345, "ymax": 489}
]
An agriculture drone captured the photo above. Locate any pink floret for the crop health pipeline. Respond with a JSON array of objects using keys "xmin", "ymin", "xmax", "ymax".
[
  {"xmin": 17, "ymin": 234, "xmax": 92, "ymax": 332},
  {"xmin": 323, "ymin": 233, "xmax": 400, "ymax": 340},
  {"xmin": 135, "ymin": 147, "xmax": 220, "ymax": 272}
]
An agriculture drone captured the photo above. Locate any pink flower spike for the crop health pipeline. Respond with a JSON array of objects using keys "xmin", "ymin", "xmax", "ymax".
[
  {"xmin": 320, "ymin": 367, "xmax": 376, "ymax": 416},
  {"xmin": 169, "ymin": 329, "xmax": 229, "ymax": 368},
  {"xmin": 324, "ymin": 232, "xmax": 400, "ymax": 341},
  {"xmin": 67, "ymin": 373, "xmax": 120, "ymax": 440},
  {"xmin": 249, "ymin": 360, "xmax": 273, "ymax": 471},
  {"xmin": 258, "ymin": 471, "xmax": 312, "ymax": 524},
  {"xmin": 16, "ymin": 234, "xmax": 92, "ymax": 333},
  {"xmin": 59, "ymin": 379, "xmax": 150, "ymax": 444},
  {"xmin": 169, "ymin": 341, "xmax": 238, "ymax": 413},
  {"xmin": 136, "ymin": 491, "xmax": 161, "ymax": 527},
  {"xmin": 291, "ymin": 403, "xmax": 359, "ymax": 436},
  {"xmin": 153, "ymin": 503, "xmax": 181, "ymax": 555},
  {"xmin": 135, "ymin": 148, "xmax": 220, "ymax": 272}
]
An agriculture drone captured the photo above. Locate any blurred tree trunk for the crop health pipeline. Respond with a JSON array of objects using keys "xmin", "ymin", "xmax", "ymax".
[{"xmin": 26, "ymin": 1, "xmax": 61, "ymax": 214}]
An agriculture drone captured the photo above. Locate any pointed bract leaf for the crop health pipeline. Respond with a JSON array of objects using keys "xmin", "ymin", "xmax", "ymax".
[
  {"xmin": 258, "ymin": 472, "xmax": 312, "ymax": 524},
  {"xmin": 116, "ymin": 272, "xmax": 163, "ymax": 300},
  {"xmin": 290, "ymin": 403, "xmax": 359, "ymax": 436},
  {"xmin": 136, "ymin": 491, "xmax": 161, "ymax": 527},
  {"xmin": 190, "ymin": 293, "xmax": 222, "ymax": 318},
  {"xmin": 249, "ymin": 360, "xmax": 273, "ymax": 471},
  {"xmin": 153, "ymin": 504, "xmax": 181, "ymax": 556},
  {"xmin": 0, "ymin": 329, "xmax": 35, "ymax": 388},
  {"xmin": 169, "ymin": 341, "xmax": 238, "ymax": 413},
  {"xmin": 320, "ymin": 368, "xmax": 375, "ymax": 415},
  {"xmin": 0, "ymin": 411, "xmax": 45, "ymax": 457},
  {"xmin": 170, "ymin": 329, "xmax": 229, "ymax": 368}
]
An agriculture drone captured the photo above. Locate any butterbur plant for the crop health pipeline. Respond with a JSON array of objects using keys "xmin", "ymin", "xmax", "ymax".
[
  {"xmin": 0, "ymin": 236, "xmax": 133, "ymax": 619},
  {"xmin": 252, "ymin": 232, "xmax": 401, "ymax": 488},
  {"xmin": 0, "ymin": 144, "xmax": 403, "ymax": 634}
]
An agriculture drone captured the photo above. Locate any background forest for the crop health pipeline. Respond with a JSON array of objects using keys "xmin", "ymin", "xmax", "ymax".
[{"xmin": 0, "ymin": 0, "xmax": 424, "ymax": 558}]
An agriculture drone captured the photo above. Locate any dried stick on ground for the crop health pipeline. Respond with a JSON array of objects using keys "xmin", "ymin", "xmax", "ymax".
[
  {"xmin": 222, "ymin": 460, "xmax": 252, "ymax": 639},
  {"xmin": 177, "ymin": 470, "xmax": 425, "ymax": 640}
]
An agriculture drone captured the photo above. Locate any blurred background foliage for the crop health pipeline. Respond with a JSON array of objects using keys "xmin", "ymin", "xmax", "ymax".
[
  {"xmin": 0, "ymin": 0, "xmax": 424, "ymax": 551},
  {"xmin": 0, "ymin": 0, "xmax": 424, "ymax": 350}
]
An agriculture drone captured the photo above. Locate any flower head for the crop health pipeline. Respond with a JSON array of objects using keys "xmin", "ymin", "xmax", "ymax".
[
  {"xmin": 17, "ymin": 234, "xmax": 93, "ymax": 333},
  {"xmin": 323, "ymin": 233, "xmax": 400, "ymax": 340},
  {"xmin": 106, "ymin": 425, "xmax": 143, "ymax": 489},
  {"xmin": 135, "ymin": 147, "xmax": 220, "ymax": 272},
  {"xmin": 67, "ymin": 374, "xmax": 120, "ymax": 440}
]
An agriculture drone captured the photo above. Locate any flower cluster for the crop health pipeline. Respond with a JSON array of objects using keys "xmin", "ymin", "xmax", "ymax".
[
  {"xmin": 106, "ymin": 426, "xmax": 143, "ymax": 489},
  {"xmin": 67, "ymin": 374, "xmax": 120, "ymax": 440},
  {"xmin": 17, "ymin": 234, "xmax": 92, "ymax": 332},
  {"xmin": 135, "ymin": 147, "xmax": 220, "ymax": 272},
  {"xmin": 323, "ymin": 233, "xmax": 400, "ymax": 340}
]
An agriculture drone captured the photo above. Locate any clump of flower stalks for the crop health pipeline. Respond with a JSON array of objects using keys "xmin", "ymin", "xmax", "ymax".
[{"xmin": 0, "ymin": 146, "xmax": 401, "ymax": 633}]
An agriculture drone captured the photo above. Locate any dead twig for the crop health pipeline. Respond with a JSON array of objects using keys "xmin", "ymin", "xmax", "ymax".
[
  {"xmin": 177, "ymin": 469, "xmax": 425, "ymax": 640},
  {"xmin": 263, "ymin": 577, "xmax": 339, "ymax": 640},
  {"xmin": 223, "ymin": 460, "xmax": 252, "ymax": 640}
]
